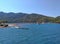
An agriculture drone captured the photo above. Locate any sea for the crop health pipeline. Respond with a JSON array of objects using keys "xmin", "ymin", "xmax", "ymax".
[{"xmin": 0, "ymin": 23, "xmax": 60, "ymax": 44}]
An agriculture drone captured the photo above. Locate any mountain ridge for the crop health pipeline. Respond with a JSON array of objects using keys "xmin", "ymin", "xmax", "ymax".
[{"xmin": 0, "ymin": 12, "xmax": 60, "ymax": 23}]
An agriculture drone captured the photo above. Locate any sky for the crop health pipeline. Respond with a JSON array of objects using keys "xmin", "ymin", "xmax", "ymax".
[{"xmin": 0, "ymin": 0, "xmax": 60, "ymax": 17}]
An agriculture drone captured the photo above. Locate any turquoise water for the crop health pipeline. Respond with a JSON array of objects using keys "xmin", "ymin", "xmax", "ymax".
[{"xmin": 0, "ymin": 23, "xmax": 60, "ymax": 44}]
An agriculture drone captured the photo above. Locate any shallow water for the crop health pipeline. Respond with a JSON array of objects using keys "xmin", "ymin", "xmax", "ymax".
[{"xmin": 0, "ymin": 23, "xmax": 60, "ymax": 44}]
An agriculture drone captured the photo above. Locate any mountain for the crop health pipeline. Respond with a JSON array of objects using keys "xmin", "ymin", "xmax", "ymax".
[{"xmin": 0, "ymin": 12, "xmax": 60, "ymax": 23}]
